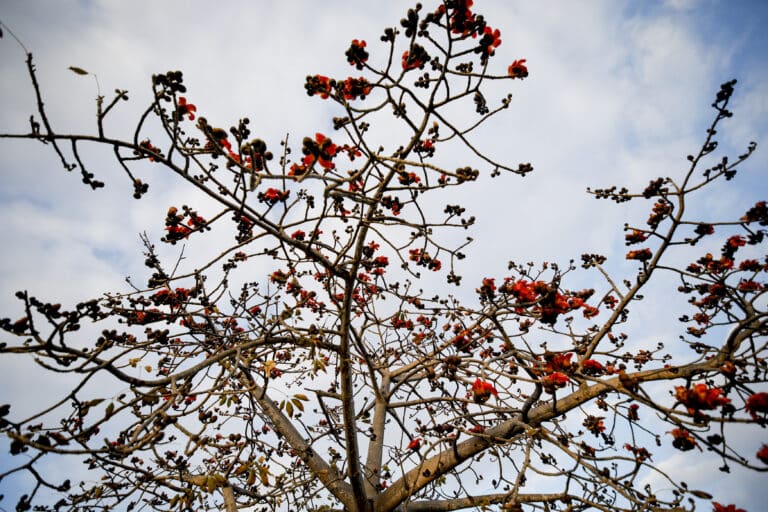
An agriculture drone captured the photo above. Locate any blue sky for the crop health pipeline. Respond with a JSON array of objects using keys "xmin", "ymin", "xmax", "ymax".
[{"xmin": 1, "ymin": 0, "xmax": 766, "ymax": 510}]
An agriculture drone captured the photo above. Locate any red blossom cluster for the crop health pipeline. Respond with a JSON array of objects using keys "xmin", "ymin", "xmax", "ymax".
[
  {"xmin": 471, "ymin": 378, "xmax": 498, "ymax": 403},
  {"xmin": 163, "ymin": 206, "xmax": 206, "ymax": 243},
  {"xmin": 415, "ymin": 138, "xmax": 435, "ymax": 157},
  {"xmin": 745, "ymin": 392, "xmax": 768, "ymax": 421},
  {"xmin": 391, "ymin": 314, "xmax": 414, "ymax": 330},
  {"xmin": 398, "ymin": 171, "xmax": 421, "ymax": 185},
  {"xmin": 507, "ymin": 59, "xmax": 528, "ymax": 79},
  {"xmin": 533, "ymin": 352, "xmax": 573, "ymax": 393},
  {"xmin": 406, "ymin": 438, "xmax": 421, "ymax": 451},
  {"xmin": 381, "ymin": 195, "xmax": 403, "ymax": 216},
  {"xmin": 476, "ymin": 277, "xmax": 496, "ymax": 301},
  {"xmin": 624, "ymin": 443, "xmax": 652, "ymax": 462},
  {"xmin": 695, "ymin": 223, "xmax": 715, "ymax": 236},
  {"xmin": 757, "ymin": 444, "xmax": 768, "ymax": 464},
  {"xmin": 258, "ymin": 188, "xmax": 290, "ymax": 205},
  {"xmin": 625, "ymin": 229, "xmax": 649, "ymax": 245},
  {"xmin": 176, "ymin": 96, "xmax": 196, "ymax": 121},
  {"xmin": 340, "ymin": 77, "xmax": 373, "ymax": 100},
  {"xmin": 674, "ymin": 383, "xmax": 730, "ymax": 418},
  {"xmin": 151, "ymin": 288, "xmax": 194, "ymax": 314},
  {"xmin": 583, "ymin": 415, "xmax": 605, "ymax": 436},
  {"xmin": 305, "ymin": 73, "xmax": 373, "ymax": 102},
  {"xmin": 408, "ymin": 248, "xmax": 441, "ymax": 271},
  {"xmin": 345, "ymin": 39, "xmax": 369, "ymax": 69},
  {"xmin": 712, "ymin": 503, "xmax": 746, "ymax": 512},
  {"xmin": 647, "ymin": 200, "xmax": 673, "ymax": 229},
  {"xmin": 541, "ymin": 372, "xmax": 569, "ymax": 393},
  {"xmin": 738, "ymin": 279, "xmax": 763, "ymax": 292},
  {"xmin": 626, "ymin": 248, "xmax": 653, "ymax": 261},
  {"xmin": 689, "ymin": 253, "xmax": 734, "ymax": 275},
  {"xmin": 305, "ymin": 74, "xmax": 334, "ymax": 99},
  {"xmin": 290, "ymin": 133, "xmax": 338, "ymax": 175},
  {"xmin": 402, "ymin": 44, "xmax": 429, "ymax": 70},
  {"xmin": 131, "ymin": 308, "xmax": 166, "ymax": 325},
  {"xmin": 437, "ymin": 0, "xmax": 477, "ymax": 37},
  {"xmin": 138, "ymin": 139, "xmax": 162, "ymax": 162},
  {"xmin": 741, "ymin": 200, "xmax": 768, "ymax": 225},
  {"xmin": 496, "ymin": 279, "xmax": 598, "ymax": 324},
  {"xmin": 669, "ymin": 427, "xmax": 698, "ymax": 451},
  {"xmin": 580, "ymin": 358, "xmax": 605, "ymax": 376},
  {"xmin": 476, "ymin": 25, "xmax": 501, "ymax": 62}
]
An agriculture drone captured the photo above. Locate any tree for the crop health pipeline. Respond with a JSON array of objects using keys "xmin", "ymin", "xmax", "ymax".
[{"xmin": 0, "ymin": 1, "xmax": 765, "ymax": 511}]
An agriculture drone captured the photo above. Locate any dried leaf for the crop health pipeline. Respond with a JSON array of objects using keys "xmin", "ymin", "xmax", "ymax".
[{"xmin": 68, "ymin": 66, "xmax": 89, "ymax": 75}]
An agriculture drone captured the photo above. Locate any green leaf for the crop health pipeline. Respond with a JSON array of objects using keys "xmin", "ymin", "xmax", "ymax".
[{"xmin": 68, "ymin": 66, "xmax": 89, "ymax": 75}]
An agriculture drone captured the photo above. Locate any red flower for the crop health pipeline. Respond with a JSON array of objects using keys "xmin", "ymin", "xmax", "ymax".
[
  {"xmin": 341, "ymin": 76, "xmax": 373, "ymax": 100},
  {"xmin": 739, "ymin": 259, "xmax": 762, "ymax": 271},
  {"xmin": 165, "ymin": 224, "xmax": 191, "ymax": 240},
  {"xmin": 177, "ymin": 97, "xmax": 196, "ymax": 121},
  {"xmin": 291, "ymin": 230, "xmax": 306, "ymax": 240},
  {"xmin": 481, "ymin": 26, "xmax": 502, "ymax": 55},
  {"xmin": 541, "ymin": 352, "xmax": 573, "ymax": 374},
  {"xmin": 580, "ymin": 359, "xmax": 605, "ymax": 376},
  {"xmin": 476, "ymin": 277, "xmax": 496, "ymax": 300},
  {"xmin": 741, "ymin": 200, "xmax": 768, "ymax": 224},
  {"xmin": 406, "ymin": 438, "xmax": 421, "ymax": 451},
  {"xmin": 471, "ymin": 378, "xmax": 498, "ymax": 403},
  {"xmin": 398, "ymin": 171, "xmax": 421, "ymax": 185},
  {"xmin": 508, "ymin": 59, "xmax": 528, "ymax": 79},
  {"xmin": 583, "ymin": 415, "xmax": 605, "ymax": 436},
  {"xmin": 624, "ymin": 443, "xmax": 652, "ymax": 462},
  {"xmin": 270, "ymin": 269, "xmax": 290, "ymax": 285},
  {"xmin": 625, "ymin": 229, "xmax": 649, "ymax": 245},
  {"xmin": 727, "ymin": 235, "xmax": 746, "ymax": 248},
  {"xmin": 712, "ymin": 503, "xmax": 746, "ymax": 512},
  {"xmin": 299, "ymin": 132, "xmax": 338, "ymax": 171},
  {"xmin": 674, "ymin": 383, "xmax": 730, "ymax": 415},
  {"xmin": 745, "ymin": 392, "xmax": 768, "ymax": 420},
  {"xmin": 757, "ymin": 444, "xmax": 768, "ymax": 464},
  {"xmin": 669, "ymin": 428, "xmax": 697, "ymax": 451},
  {"xmin": 402, "ymin": 44, "xmax": 429, "ymax": 70},
  {"xmin": 626, "ymin": 248, "xmax": 653, "ymax": 261},
  {"xmin": 305, "ymin": 74, "xmax": 334, "ymax": 99},
  {"xmin": 346, "ymin": 39, "xmax": 369, "ymax": 69},
  {"xmin": 694, "ymin": 223, "xmax": 714, "ymax": 236},
  {"xmin": 541, "ymin": 372, "xmax": 569, "ymax": 393},
  {"xmin": 738, "ymin": 279, "xmax": 763, "ymax": 292},
  {"xmin": 258, "ymin": 188, "xmax": 290, "ymax": 205},
  {"xmin": 139, "ymin": 139, "xmax": 162, "ymax": 162}
]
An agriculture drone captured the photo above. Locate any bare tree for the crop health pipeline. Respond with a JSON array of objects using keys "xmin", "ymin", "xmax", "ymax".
[{"xmin": 0, "ymin": 2, "xmax": 765, "ymax": 512}]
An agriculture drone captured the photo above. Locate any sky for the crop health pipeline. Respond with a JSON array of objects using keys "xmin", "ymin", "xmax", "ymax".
[{"xmin": 0, "ymin": 0, "xmax": 767, "ymax": 510}]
